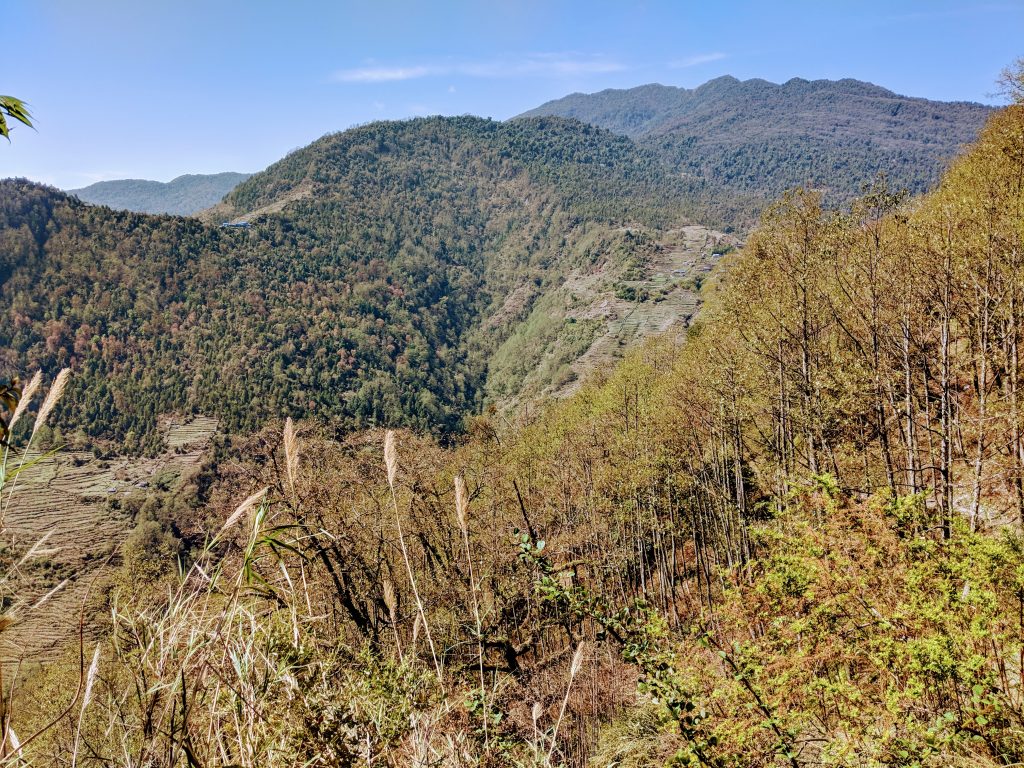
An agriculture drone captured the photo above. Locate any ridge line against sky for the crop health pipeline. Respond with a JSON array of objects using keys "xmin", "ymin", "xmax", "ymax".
[{"xmin": 3, "ymin": 0, "xmax": 1022, "ymax": 189}]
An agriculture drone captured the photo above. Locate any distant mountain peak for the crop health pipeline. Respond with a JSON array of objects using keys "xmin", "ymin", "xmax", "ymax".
[
  {"xmin": 516, "ymin": 75, "xmax": 992, "ymax": 204},
  {"xmin": 68, "ymin": 171, "xmax": 252, "ymax": 216}
]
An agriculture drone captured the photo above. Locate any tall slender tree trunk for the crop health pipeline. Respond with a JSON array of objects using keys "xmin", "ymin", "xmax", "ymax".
[
  {"xmin": 970, "ymin": 253, "xmax": 993, "ymax": 532},
  {"xmin": 902, "ymin": 318, "xmax": 920, "ymax": 494},
  {"xmin": 940, "ymin": 244, "xmax": 954, "ymax": 539}
]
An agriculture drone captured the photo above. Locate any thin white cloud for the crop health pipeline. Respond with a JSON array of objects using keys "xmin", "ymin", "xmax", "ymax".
[
  {"xmin": 670, "ymin": 52, "xmax": 728, "ymax": 68},
  {"xmin": 332, "ymin": 53, "xmax": 626, "ymax": 83},
  {"xmin": 336, "ymin": 66, "xmax": 433, "ymax": 82}
]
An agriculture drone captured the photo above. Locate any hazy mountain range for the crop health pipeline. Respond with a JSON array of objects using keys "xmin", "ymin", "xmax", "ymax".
[{"xmin": 68, "ymin": 172, "xmax": 251, "ymax": 215}]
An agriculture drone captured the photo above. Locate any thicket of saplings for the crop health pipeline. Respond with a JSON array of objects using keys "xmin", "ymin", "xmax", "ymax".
[{"xmin": 5, "ymin": 105, "xmax": 1024, "ymax": 767}]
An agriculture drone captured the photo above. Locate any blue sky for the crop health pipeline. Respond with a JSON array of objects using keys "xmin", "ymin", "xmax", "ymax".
[{"xmin": 3, "ymin": 1, "xmax": 1022, "ymax": 189}]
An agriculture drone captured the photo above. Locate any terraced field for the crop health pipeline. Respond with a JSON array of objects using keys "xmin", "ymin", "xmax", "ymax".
[
  {"xmin": 573, "ymin": 225, "xmax": 730, "ymax": 380},
  {"xmin": 489, "ymin": 224, "xmax": 739, "ymax": 411},
  {"xmin": 1, "ymin": 416, "xmax": 218, "ymax": 668}
]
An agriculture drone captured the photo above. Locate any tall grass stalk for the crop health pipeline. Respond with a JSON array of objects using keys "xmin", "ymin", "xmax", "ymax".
[
  {"xmin": 0, "ymin": 368, "xmax": 70, "ymax": 527},
  {"xmin": 546, "ymin": 643, "xmax": 585, "ymax": 766},
  {"xmin": 384, "ymin": 430, "xmax": 443, "ymax": 686},
  {"xmin": 70, "ymin": 643, "xmax": 101, "ymax": 768},
  {"xmin": 455, "ymin": 474, "xmax": 488, "ymax": 746}
]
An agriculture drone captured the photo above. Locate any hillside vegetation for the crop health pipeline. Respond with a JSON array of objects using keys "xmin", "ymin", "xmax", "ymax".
[
  {"xmin": 4, "ymin": 82, "xmax": 990, "ymax": 456},
  {"xmin": 520, "ymin": 76, "xmax": 992, "ymax": 219},
  {"xmin": 68, "ymin": 172, "xmax": 251, "ymax": 216},
  {"xmin": 9, "ymin": 102, "xmax": 1024, "ymax": 767},
  {"xmin": 0, "ymin": 117, "xmax": 706, "ymax": 453}
]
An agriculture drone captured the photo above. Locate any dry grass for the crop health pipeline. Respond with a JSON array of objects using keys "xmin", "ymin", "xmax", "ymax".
[
  {"xmin": 30, "ymin": 368, "xmax": 70, "ymax": 443},
  {"xmin": 283, "ymin": 417, "xmax": 298, "ymax": 493},
  {"xmin": 385, "ymin": 429, "xmax": 443, "ymax": 686}
]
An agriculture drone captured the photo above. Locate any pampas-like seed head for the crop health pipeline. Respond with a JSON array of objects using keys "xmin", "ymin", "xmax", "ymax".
[
  {"xmin": 220, "ymin": 487, "xmax": 269, "ymax": 534},
  {"xmin": 412, "ymin": 611, "xmax": 422, "ymax": 646},
  {"xmin": 31, "ymin": 368, "xmax": 71, "ymax": 439},
  {"xmin": 382, "ymin": 578, "xmax": 397, "ymax": 622},
  {"xmin": 384, "ymin": 430, "xmax": 398, "ymax": 488},
  {"xmin": 20, "ymin": 530, "xmax": 56, "ymax": 565},
  {"xmin": 532, "ymin": 701, "xmax": 543, "ymax": 724},
  {"xmin": 570, "ymin": 643, "xmax": 585, "ymax": 679},
  {"xmin": 30, "ymin": 578, "xmax": 68, "ymax": 611},
  {"xmin": 82, "ymin": 643, "xmax": 102, "ymax": 710},
  {"xmin": 283, "ymin": 417, "xmax": 299, "ymax": 491},
  {"xmin": 454, "ymin": 475, "xmax": 469, "ymax": 536},
  {"xmin": 9, "ymin": 370, "xmax": 41, "ymax": 432}
]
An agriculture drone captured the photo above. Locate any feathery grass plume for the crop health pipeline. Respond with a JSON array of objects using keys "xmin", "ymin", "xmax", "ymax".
[
  {"xmin": 532, "ymin": 701, "xmax": 544, "ymax": 758},
  {"xmin": 454, "ymin": 474, "xmax": 469, "ymax": 535},
  {"xmin": 382, "ymin": 576, "xmax": 403, "ymax": 661},
  {"xmin": 569, "ymin": 643, "xmax": 585, "ymax": 679},
  {"xmin": 7, "ymin": 727, "xmax": 19, "ymax": 758},
  {"xmin": 220, "ymin": 487, "xmax": 269, "ymax": 534},
  {"xmin": 30, "ymin": 578, "xmax": 68, "ymax": 611},
  {"xmin": 455, "ymin": 473, "xmax": 487, "ymax": 744},
  {"xmin": 548, "ymin": 643, "xmax": 586, "ymax": 765},
  {"xmin": 412, "ymin": 612, "xmax": 422, "ymax": 647},
  {"xmin": 384, "ymin": 429, "xmax": 443, "ymax": 685},
  {"xmin": 382, "ymin": 578, "xmax": 397, "ymax": 623},
  {"xmin": 71, "ymin": 643, "xmax": 101, "ymax": 768},
  {"xmin": 283, "ymin": 417, "xmax": 299, "ymax": 492},
  {"xmin": 82, "ymin": 643, "xmax": 101, "ymax": 710},
  {"xmin": 384, "ymin": 429, "xmax": 398, "ymax": 487},
  {"xmin": 31, "ymin": 368, "xmax": 70, "ymax": 440},
  {"xmin": 16, "ymin": 530, "xmax": 57, "ymax": 567},
  {"xmin": 8, "ymin": 370, "xmax": 41, "ymax": 432}
]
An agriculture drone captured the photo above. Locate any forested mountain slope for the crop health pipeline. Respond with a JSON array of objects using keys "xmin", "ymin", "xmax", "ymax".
[
  {"xmin": 0, "ymin": 116, "xmax": 708, "ymax": 452},
  {"xmin": 68, "ymin": 171, "xmax": 251, "ymax": 215},
  {"xmin": 519, "ymin": 76, "xmax": 992, "ymax": 216},
  {"xmin": 15, "ymin": 103, "xmax": 1024, "ymax": 768}
]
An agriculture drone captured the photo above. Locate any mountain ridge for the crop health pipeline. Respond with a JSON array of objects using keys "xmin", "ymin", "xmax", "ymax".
[
  {"xmin": 518, "ymin": 75, "xmax": 993, "ymax": 211},
  {"xmin": 68, "ymin": 171, "xmax": 252, "ymax": 216}
]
